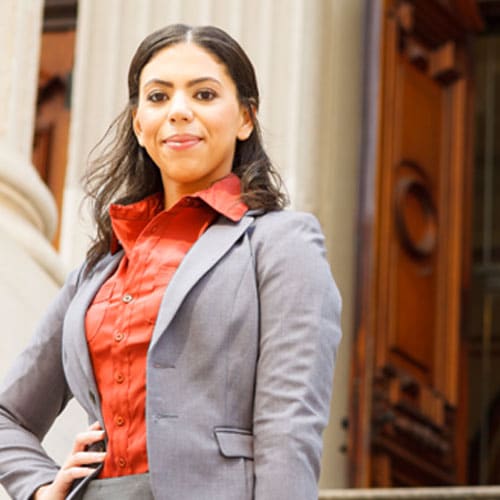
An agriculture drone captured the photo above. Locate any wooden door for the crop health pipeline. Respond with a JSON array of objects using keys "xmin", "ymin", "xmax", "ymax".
[{"xmin": 350, "ymin": 0, "xmax": 483, "ymax": 487}]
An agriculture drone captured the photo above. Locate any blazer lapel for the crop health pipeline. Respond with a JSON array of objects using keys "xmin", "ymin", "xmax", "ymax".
[
  {"xmin": 150, "ymin": 214, "xmax": 254, "ymax": 350},
  {"xmin": 63, "ymin": 252, "xmax": 123, "ymax": 410}
]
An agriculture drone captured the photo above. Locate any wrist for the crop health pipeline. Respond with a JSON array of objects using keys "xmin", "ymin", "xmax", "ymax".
[{"xmin": 33, "ymin": 484, "xmax": 50, "ymax": 500}]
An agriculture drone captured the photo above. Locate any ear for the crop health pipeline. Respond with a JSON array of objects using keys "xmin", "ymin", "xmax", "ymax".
[
  {"xmin": 132, "ymin": 108, "xmax": 144, "ymax": 147},
  {"xmin": 237, "ymin": 104, "xmax": 255, "ymax": 141}
]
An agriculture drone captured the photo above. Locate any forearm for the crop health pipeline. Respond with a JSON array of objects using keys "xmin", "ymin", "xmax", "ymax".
[{"xmin": 33, "ymin": 484, "xmax": 52, "ymax": 500}]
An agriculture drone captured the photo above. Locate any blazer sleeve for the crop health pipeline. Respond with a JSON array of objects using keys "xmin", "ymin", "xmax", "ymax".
[
  {"xmin": 0, "ymin": 266, "xmax": 82, "ymax": 500},
  {"xmin": 251, "ymin": 211, "xmax": 342, "ymax": 500}
]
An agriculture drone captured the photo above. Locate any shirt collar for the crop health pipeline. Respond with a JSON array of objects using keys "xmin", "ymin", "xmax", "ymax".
[
  {"xmin": 109, "ymin": 174, "xmax": 248, "ymax": 254},
  {"xmin": 190, "ymin": 173, "xmax": 248, "ymax": 223}
]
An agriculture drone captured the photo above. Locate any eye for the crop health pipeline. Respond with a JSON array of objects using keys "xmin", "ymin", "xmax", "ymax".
[
  {"xmin": 147, "ymin": 91, "xmax": 168, "ymax": 103},
  {"xmin": 194, "ymin": 89, "xmax": 216, "ymax": 101}
]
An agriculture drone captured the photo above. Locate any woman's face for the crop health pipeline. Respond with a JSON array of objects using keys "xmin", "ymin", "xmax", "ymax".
[{"xmin": 133, "ymin": 42, "xmax": 253, "ymax": 203}]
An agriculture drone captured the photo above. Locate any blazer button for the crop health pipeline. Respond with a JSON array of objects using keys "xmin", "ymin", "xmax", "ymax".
[{"xmin": 114, "ymin": 415, "xmax": 125, "ymax": 426}]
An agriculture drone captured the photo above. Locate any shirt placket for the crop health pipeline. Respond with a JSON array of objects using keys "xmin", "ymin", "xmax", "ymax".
[
  {"xmin": 109, "ymin": 253, "xmax": 143, "ymax": 472},
  {"xmin": 111, "ymin": 222, "xmax": 164, "ymax": 472}
]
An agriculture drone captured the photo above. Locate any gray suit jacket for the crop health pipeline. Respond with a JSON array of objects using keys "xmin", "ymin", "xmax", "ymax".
[{"xmin": 0, "ymin": 210, "xmax": 341, "ymax": 500}]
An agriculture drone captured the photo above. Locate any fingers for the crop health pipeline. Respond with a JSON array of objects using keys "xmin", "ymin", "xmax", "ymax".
[
  {"xmin": 49, "ymin": 465, "xmax": 97, "ymax": 498},
  {"xmin": 71, "ymin": 422, "xmax": 105, "ymax": 454},
  {"xmin": 38, "ymin": 464, "xmax": 98, "ymax": 500},
  {"xmin": 63, "ymin": 421, "xmax": 106, "ymax": 478},
  {"xmin": 71, "ymin": 430, "xmax": 105, "ymax": 453},
  {"xmin": 65, "ymin": 451, "xmax": 107, "ymax": 469},
  {"xmin": 34, "ymin": 423, "xmax": 107, "ymax": 500},
  {"xmin": 58, "ymin": 465, "xmax": 97, "ymax": 482}
]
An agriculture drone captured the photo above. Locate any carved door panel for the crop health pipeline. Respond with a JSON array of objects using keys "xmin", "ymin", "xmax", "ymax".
[{"xmin": 350, "ymin": 0, "xmax": 482, "ymax": 487}]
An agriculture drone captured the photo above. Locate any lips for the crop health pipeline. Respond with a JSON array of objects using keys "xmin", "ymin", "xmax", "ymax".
[{"xmin": 164, "ymin": 134, "xmax": 201, "ymax": 151}]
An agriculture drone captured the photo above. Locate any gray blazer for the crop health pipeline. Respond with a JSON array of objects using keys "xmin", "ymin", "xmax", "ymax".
[{"xmin": 0, "ymin": 210, "xmax": 341, "ymax": 500}]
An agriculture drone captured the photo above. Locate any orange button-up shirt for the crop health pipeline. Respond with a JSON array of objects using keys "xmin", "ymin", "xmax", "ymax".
[{"xmin": 85, "ymin": 174, "xmax": 247, "ymax": 477}]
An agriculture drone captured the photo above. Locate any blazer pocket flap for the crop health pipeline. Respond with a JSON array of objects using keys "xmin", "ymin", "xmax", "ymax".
[{"xmin": 214, "ymin": 428, "xmax": 254, "ymax": 460}]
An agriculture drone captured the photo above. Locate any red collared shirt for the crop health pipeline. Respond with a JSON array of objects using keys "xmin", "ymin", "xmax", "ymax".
[{"xmin": 85, "ymin": 174, "xmax": 247, "ymax": 477}]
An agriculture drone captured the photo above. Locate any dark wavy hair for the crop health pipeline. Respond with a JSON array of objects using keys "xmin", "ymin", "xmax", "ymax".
[{"xmin": 83, "ymin": 24, "xmax": 288, "ymax": 270}]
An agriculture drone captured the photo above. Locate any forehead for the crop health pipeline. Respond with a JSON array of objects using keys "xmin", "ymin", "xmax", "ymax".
[{"xmin": 139, "ymin": 42, "xmax": 232, "ymax": 85}]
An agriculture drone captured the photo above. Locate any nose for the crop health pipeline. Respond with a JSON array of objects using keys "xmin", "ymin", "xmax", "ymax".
[{"xmin": 168, "ymin": 92, "xmax": 193, "ymax": 123}]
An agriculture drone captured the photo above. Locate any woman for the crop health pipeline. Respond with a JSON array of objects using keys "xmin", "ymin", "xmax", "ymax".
[{"xmin": 0, "ymin": 24, "xmax": 341, "ymax": 500}]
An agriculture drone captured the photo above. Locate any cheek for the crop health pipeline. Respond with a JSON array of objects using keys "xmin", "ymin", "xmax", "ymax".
[
  {"xmin": 137, "ymin": 108, "xmax": 163, "ymax": 138},
  {"xmin": 211, "ymin": 108, "xmax": 243, "ymax": 142}
]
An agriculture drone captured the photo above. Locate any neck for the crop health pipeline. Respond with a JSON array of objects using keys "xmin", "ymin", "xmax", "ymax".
[{"xmin": 161, "ymin": 173, "xmax": 233, "ymax": 211}]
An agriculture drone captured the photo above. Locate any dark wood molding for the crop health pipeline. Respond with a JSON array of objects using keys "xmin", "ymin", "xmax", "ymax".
[
  {"xmin": 396, "ymin": 0, "xmax": 484, "ymax": 49},
  {"xmin": 43, "ymin": 0, "xmax": 78, "ymax": 32},
  {"xmin": 478, "ymin": 0, "xmax": 500, "ymax": 29},
  {"xmin": 455, "ymin": 0, "xmax": 486, "ymax": 32}
]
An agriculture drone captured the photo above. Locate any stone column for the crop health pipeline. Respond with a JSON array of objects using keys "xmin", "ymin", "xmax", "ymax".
[
  {"xmin": 0, "ymin": 0, "xmax": 61, "ymax": 370},
  {"xmin": 0, "ymin": 0, "xmax": 62, "ymax": 283},
  {"xmin": 0, "ymin": 3, "xmax": 85, "ymax": 498},
  {"xmin": 62, "ymin": 0, "xmax": 363, "ymax": 489}
]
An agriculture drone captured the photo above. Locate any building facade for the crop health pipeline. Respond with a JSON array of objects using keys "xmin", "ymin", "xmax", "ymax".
[
  {"xmin": 1, "ymin": 0, "xmax": 500, "ymax": 499},
  {"xmin": 0, "ymin": 1, "xmax": 361, "ymax": 497}
]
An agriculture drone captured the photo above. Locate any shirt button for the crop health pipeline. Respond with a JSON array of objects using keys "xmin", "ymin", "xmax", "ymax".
[
  {"xmin": 118, "ymin": 457, "xmax": 127, "ymax": 468},
  {"xmin": 115, "ymin": 372, "xmax": 124, "ymax": 384},
  {"xmin": 114, "ymin": 332, "xmax": 124, "ymax": 342},
  {"xmin": 122, "ymin": 293, "xmax": 133, "ymax": 303},
  {"xmin": 114, "ymin": 415, "xmax": 125, "ymax": 426}
]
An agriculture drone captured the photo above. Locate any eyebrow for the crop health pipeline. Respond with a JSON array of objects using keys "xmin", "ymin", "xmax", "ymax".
[{"xmin": 142, "ymin": 77, "xmax": 222, "ymax": 88}]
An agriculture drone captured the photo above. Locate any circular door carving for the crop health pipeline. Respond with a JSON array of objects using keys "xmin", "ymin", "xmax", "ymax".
[{"xmin": 394, "ymin": 161, "xmax": 437, "ymax": 259}]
